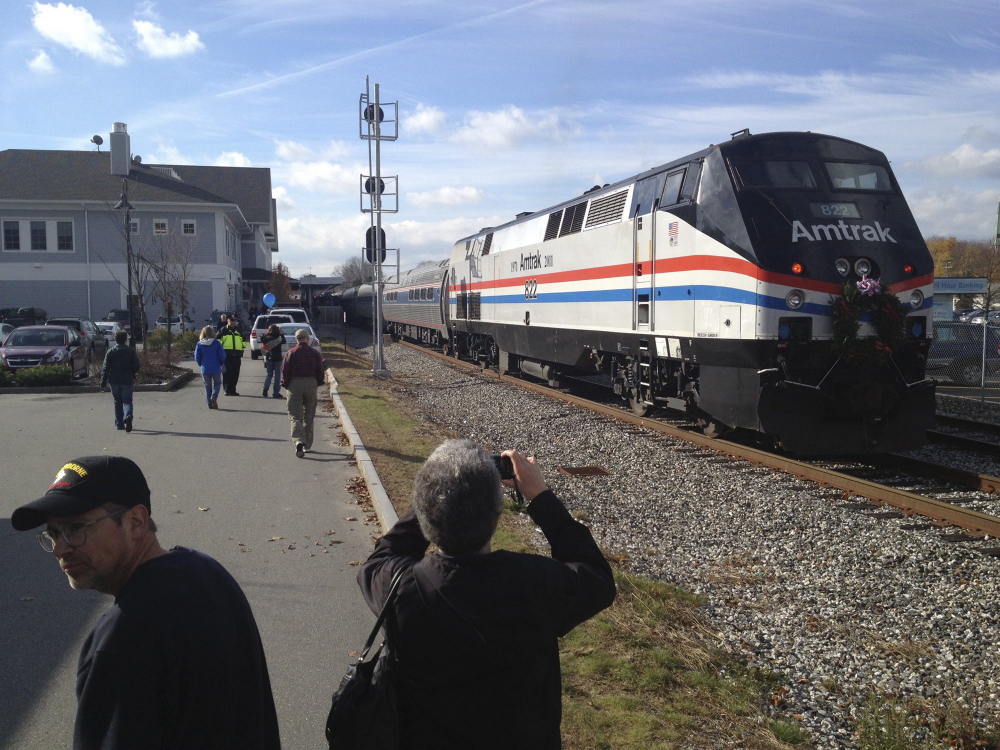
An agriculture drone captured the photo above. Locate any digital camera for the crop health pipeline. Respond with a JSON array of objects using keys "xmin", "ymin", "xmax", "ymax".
[{"xmin": 491, "ymin": 454, "xmax": 514, "ymax": 480}]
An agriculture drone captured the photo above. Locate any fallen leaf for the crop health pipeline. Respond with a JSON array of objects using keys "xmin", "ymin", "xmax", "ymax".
[
  {"xmin": 323, "ymin": 549, "xmax": 329, "ymax": 554},
  {"xmin": 268, "ymin": 536, "xmax": 284, "ymax": 542},
  {"xmin": 329, "ymin": 540, "xmax": 342, "ymax": 545},
  {"xmin": 198, "ymin": 507, "xmax": 210, "ymax": 512},
  {"xmin": 240, "ymin": 549, "xmax": 251, "ymax": 553},
  {"xmin": 21, "ymin": 596, "xmax": 35, "ymax": 601},
  {"xmin": 344, "ymin": 517, "xmax": 357, "ymax": 521},
  {"xmin": 349, "ymin": 561, "xmax": 362, "ymax": 566}
]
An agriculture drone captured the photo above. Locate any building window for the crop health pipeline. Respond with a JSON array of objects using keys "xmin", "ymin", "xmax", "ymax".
[
  {"xmin": 154, "ymin": 220, "xmax": 167, "ymax": 234},
  {"xmin": 57, "ymin": 221, "xmax": 74, "ymax": 251},
  {"xmin": 3, "ymin": 221, "xmax": 19, "ymax": 250},
  {"xmin": 182, "ymin": 221, "xmax": 196, "ymax": 235},
  {"xmin": 30, "ymin": 221, "xmax": 47, "ymax": 250},
  {"xmin": 129, "ymin": 220, "xmax": 139, "ymax": 234}
]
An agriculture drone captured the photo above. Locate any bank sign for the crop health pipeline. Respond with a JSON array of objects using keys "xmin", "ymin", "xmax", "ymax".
[{"xmin": 933, "ymin": 277, "xmax": 989, "ymax": 294}]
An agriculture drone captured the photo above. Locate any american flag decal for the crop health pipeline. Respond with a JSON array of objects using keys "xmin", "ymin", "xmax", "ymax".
[{"xmin": 668, "ymin": 222, "xmax": 679, "ymax": 236}]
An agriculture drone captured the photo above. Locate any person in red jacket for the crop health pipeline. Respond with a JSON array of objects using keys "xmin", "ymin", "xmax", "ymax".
[
  {"xmin": 357, "ymin": 440, "xmax": 616, "ymax": 749},
  {"xmin": 280, "ymin": 328, "xmax": 325, "ymax": 457}
]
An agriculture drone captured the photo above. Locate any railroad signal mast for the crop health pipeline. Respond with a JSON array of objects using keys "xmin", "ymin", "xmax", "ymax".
[{"xmin": 359, "ymin": 77, "xmax": 399, "ymax": 376}]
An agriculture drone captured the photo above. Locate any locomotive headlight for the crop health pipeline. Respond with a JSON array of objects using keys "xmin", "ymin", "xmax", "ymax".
[
  {"xmin": 909, "ymin": 290, "xmax": 924, "ymax": 309},
  {"xmin": 854, "ymin": 258, "xmax": 872, "ymax": 276},
  {"xmin": 835, "ymin": 258, "xmax": 850, "ymax": 277},
  {"xmin": 785, "ymin": 289, "xmax": 805, "ymax": 310}
]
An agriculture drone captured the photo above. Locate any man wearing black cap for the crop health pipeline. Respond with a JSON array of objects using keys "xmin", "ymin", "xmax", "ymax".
[
  {"xmin": 13, "ymin": 456, "xmax": 281, "ymax": 750},
  {"xmin": 218, "ymin": 316, "xmax": 246, "ymax": 396}
]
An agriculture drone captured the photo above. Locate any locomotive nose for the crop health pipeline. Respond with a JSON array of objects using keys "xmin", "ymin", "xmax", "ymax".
[{"xmin": 846, "ymin": 381, "xmax": 900, "ymax": 414}]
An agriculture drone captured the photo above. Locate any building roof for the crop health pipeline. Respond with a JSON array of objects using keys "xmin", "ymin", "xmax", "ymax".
[{"xmin": 0, "ymin": 149, "xmax": 274, "ymax": 227}]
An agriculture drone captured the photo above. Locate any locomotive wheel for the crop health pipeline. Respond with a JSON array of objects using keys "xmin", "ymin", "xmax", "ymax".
[
  {"xmin": 697, "ymin": 417, "xmax": 726, "ymax": 439},
  {"xmin": 628, "ymin": 392, "xmax": 652, "ymax": 417}
]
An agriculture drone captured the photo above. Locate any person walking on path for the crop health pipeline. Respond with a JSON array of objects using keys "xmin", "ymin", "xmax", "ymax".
[
  {"xmin": 100, "ymin": 329, "xmax": 141, "ymax": 432},
  {"xmin": 260, "ymin": 324, "xmax": 284, "ymax": 398},
  {"xmin": 357, "ymin": 440, "xmax": 617, "ymax": 749},
  {"xmin": 194, "ymin": 326, "xmax": 227, "ymax": 409},
  {"xmin": 11, "ymin": 455, "xmax": 282, "ymax": 750},
  {"xmin": 280, "ymin": 328, "xmax": 324, "ymax": 458},
  {"xmin": 218, "ymin": 316, "xmax": 246, "ymax": 396}
]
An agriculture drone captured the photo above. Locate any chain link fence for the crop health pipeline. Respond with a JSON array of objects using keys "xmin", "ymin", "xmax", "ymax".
[{"xmin": 927, "ymin": 322, "xmax": 1000, "ymax": 387}]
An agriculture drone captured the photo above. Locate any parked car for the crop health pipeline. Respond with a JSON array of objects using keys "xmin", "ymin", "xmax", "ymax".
[
  {"xmin": 0, "ymin": 325, "xmax": 90, "ymax": 379},
  {"xmin": 96, "ymin": 321, "xmax": 124, "ymax": 343},
  {"xmin": 3, "ymin": 307, "xmax": 49, "ymax": 328},
  {"xmin": 248, "ymin": 314, "xmax": 294, "ymax": 359},
  {"xmin": 104, "ymin": 308, "xmax": 144, "ymax": 341},
  {"xmin": 926, "ymin": 322, "xmax": 1000, "ymax": 386},
  {"xmin": 956, "ymin": 309, "xmax": 984, "ymax": 323},
  {"xmin": 270, "ymin": 307, "xmax": 311, "ymax": 325},
  {"xmin": 274, "ymin": 323, "xmax": 323, "ymax": 359},
  {"xmin": 46, "ymin": 317, "xmax": 108, "ymax": 359},
  {"xmin": 0, "ymin": 322, "xmax": 14, "ymax": 344},
  {"xmin": 155, "ymin": 314, "xmax": 195, "ymax": 333}
]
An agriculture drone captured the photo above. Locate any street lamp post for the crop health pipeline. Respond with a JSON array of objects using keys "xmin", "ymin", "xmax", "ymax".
[{"xmin": 114, "ymin": 179, "xmax": 135, "ymax": 349}]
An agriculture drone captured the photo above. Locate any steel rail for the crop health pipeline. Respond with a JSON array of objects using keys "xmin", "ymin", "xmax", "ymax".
[
  {"xmin": 926, "ymin": 429, "xmax": 1000, "ymax": 458},
  {"xmin": 399, "ymin": 341, "xmax": 1000, "ymax": 538},
  {"xmin": 934, "ymin": 414, "xmax": 1000, "ymax": 438}
]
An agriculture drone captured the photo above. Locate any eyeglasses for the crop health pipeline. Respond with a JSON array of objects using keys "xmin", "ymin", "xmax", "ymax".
[{"xmin": 36, "ymin": 509, "xmax": 126, "ymax": 553}]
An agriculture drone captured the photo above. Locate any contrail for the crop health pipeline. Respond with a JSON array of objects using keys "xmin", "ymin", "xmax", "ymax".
[{"xmin": 216, "ymin": 0, "xmax": 553, "ymax": 99}]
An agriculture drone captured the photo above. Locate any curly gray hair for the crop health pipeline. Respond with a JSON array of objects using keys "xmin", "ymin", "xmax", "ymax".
[{"xmin": 412, "ymin": 440, "xmax": 502, "ymax": 555}]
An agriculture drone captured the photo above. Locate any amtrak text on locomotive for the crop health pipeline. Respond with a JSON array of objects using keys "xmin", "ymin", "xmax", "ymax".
[{"xmin": 791, "ymin": 220, "xmax": 895, "ymax": 243}]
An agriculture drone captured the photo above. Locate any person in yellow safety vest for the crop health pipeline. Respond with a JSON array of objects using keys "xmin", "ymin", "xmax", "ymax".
[{"xmin": 217, "ymin": 317, "xmax": 246, "ymax": 396}]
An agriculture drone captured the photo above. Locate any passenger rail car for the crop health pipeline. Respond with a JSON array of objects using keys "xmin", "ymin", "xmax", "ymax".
[{"xmin": 352, "ymin": 131, "xmax": 935, "ymax": 454}]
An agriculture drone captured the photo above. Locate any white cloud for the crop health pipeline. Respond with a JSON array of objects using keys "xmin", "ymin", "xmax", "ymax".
[
  {"xmin": 408, "ymin": 186, "xmax": 485, "ymax": 209},
  {"xmin": 133, "ymin": 20, "xmax": 205, "ymax": 58},
  {"xmin": 452, "ymin": 106, "xmax": 569, "ymax": 149},
  {"xmin": 214, "ymin": 151, "xmax": 252, "ymax": 167},
  {"xmin": 275, "ymin": 139, "xmax": 314, "ymax": 161},
  {"xmin": 285, "ymin": 161, "xmax": 358, "ymax": 194},
  {"xmin": 321, "ymin": 141, "xmax": 350, "ymax": 160},
  {"xmin": 28, "ymin": 50, "xmax": 55, "ymax": 74},
  {"xmin": 908, "ymin": 144, "xmax": 1000, "ymax": 179},
  {"xmin": 149, "ymin": 144, "xmax": 191, "ymax": 165},
  {"xmin": 406, "ymin": 104, "xmax": 446, "ymax": 135},
  {"xmin": 32, "ymin": 2, "xmax": 126, "ymax": 65},
  {"xmin": 908, "ymin": 186, "xmax": 1000, "ymax": 239},
  {"xmin": 272, "ymin": 186, "xmax": 295, "ymax": 213}
]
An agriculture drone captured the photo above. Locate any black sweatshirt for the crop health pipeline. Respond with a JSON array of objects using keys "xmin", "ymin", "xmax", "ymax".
[
  {"xmin": 357, "ymin": 490, "xmax": 616, "ymax": 750},
  {"xmin": 74, "ymin": 547, "xmax": 280, "ymax": 750}
]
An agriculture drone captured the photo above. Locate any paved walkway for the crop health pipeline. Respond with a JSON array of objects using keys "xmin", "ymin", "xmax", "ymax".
[{"xmin": 0, "ymin": 352, "xmax": 378, "ymax": 749}]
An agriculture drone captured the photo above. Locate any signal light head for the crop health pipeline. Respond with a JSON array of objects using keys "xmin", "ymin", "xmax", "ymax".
[
  {"xmin": 903, "ymin": 264, "xmax": 914, "ymax": 275},
  {"xmin": 785, "ymin": 289, "xmax": 805, "ymax": 310},
  {"xmin": 909, "ymin": 290, "xmax": 924, "ymax": 309}
]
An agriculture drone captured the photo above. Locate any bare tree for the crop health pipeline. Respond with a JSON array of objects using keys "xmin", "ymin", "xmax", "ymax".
[
  {"xmin": 139, "ymin": 220, "xmax": 196, "ymax": 361},
  {"xmin": 335, "ymin": 255, "xmax": 375, "ymax": 288}
]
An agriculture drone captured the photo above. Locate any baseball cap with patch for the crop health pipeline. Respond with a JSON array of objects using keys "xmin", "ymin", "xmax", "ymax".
[{"xmin": 12, "ymin": 456, "xmax": 151, "ymax": 531}]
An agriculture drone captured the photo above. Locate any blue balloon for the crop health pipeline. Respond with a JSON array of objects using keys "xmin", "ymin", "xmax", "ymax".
[{"xmin": 263, "ymin": 292, "xmax": 276, "ymax": 307}]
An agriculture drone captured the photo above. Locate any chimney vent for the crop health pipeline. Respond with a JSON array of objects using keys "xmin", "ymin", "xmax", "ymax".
[{"xmin": 110, "ymin": 122, "xmax": 131, "ymax": 176}]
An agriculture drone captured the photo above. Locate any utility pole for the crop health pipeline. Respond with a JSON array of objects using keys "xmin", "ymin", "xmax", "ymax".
[{"xmin": 359, "ymin": 76, "xmax": 399, "ymax": 376}]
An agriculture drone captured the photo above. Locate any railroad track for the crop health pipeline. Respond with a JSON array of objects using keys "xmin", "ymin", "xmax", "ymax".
[
  {"xmin": 927, "ymin": 414, "xmax": 1000, "ymax": 458},
  {"xmin": 400, "ymin": 341, "xmax": 1000, "ymax": 539}
]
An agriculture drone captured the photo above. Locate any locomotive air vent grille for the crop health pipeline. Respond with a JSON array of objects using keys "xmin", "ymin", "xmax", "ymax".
[
  {"xmin": 543, "ymin": 210, "xmax": 563, "ymax": 241},
  {"xmin": 468, "ymin": 292, "xmax": 482, "ymax": 321},
  {"xmin": 482, "ymin": 232, "xmax": 494, "ymax": 255},
  {"xmin": 584, "ymin": 189, "xmax": 628, "ymax": 229},
  {"xmin": 559, "ymin": 200, "xmax": 588, "ymax": 237}
]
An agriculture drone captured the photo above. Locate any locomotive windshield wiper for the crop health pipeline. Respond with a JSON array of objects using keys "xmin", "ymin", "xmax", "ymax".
[{"xmin": 745, "ymin": 186, "xmax": 793, "ymax": 227}]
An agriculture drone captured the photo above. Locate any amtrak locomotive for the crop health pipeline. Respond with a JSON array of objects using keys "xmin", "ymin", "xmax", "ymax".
[{"xmin": 345, "ymin": 131, "xmax": 935, "ymax": 454}]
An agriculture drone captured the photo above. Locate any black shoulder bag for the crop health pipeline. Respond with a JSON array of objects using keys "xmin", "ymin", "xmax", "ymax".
[{"xmin": 326, "ymin": 568, "xmax": 404, "ymax": 749}]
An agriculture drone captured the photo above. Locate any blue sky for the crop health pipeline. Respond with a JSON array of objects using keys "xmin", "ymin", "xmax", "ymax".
[{"xmin": 2, "ymin": 0, "xmax": 999, "ymax": 277}]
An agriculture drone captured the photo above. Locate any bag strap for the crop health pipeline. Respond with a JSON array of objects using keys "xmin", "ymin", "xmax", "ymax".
[{"xmin": 358, "ymin": 568, "xmax": 405, "ymax": 661}]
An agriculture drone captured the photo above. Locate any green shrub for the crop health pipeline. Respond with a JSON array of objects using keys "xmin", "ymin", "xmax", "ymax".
[
  {"xmin": 144, "ymin": 329, "xmax": 198, "ymax": 354},
  {"xmin": 14, "ymin": 365, "xmax": 72, "ymax": 386},
  {"xmin": 0, "ymin": 367, "xmax": 15, "ymax": 387}
]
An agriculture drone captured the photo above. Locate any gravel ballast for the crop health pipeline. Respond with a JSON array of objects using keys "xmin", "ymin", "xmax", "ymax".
[{"xmin": 351, "ymin": 337, "xmax": 1000, "ymax": 748}]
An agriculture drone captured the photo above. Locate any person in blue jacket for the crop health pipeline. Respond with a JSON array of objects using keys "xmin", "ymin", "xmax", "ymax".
[{"xmin": 194, "ymin": 326, "xmax": 227, "ymax": 409}]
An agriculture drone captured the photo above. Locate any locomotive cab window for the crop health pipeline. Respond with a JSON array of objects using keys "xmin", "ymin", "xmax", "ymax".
[
  {"xmin": 660, "ymin": 170, "xmax": 686, "ymax": 206},
  {"xmin": 733, "ymin": 160, "xmax": 817, "ymax": 189},
  {"xmin": 824, "ymin": 162, "xmax": 893, "ymax": 192}
]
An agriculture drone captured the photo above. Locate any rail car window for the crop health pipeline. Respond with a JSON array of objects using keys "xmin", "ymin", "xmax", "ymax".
[
  {"xmin": 482, "ymin": 233, "xmax": 493, "ymax": 255},
  {"xmin": 733, "ymin": 160, "xmax": 817, "ymax": 189},
  {"xmin": 660, "ymin": 170, "xmax": 685, "ymax": 205},
  {"xmin": 824, "ymin": 162, "xmax": 893, "ymax": 192}
]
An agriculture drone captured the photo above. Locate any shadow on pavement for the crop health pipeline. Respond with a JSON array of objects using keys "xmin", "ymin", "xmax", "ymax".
[
  {"xmin": 137, "ymin": 429, "xmax": 287, "ymax": 443},
  {"xmin": 0, "ymin": 519, "xmax": 105, "ymax": 746}
]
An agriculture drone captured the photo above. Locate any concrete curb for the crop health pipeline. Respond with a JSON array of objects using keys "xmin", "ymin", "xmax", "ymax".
[
  {"xmin": 0, "ymin": 369, "xmax": 194, "ymax": 395},
  {"xmin": 326, "ymin": 368, "xmax": 399, "ymax": 532}
]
